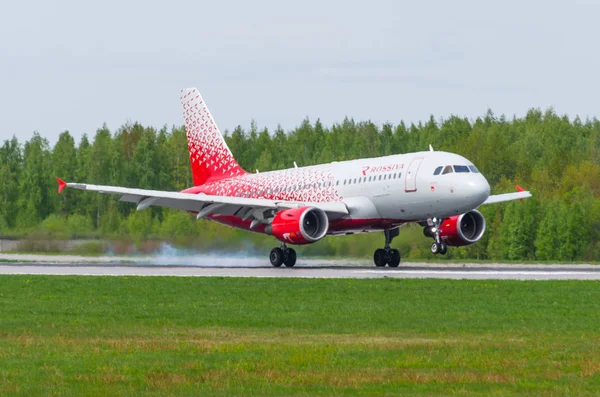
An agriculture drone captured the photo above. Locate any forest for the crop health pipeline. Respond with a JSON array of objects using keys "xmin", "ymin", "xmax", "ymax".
[{"xmin": 1, "ymin": 108, "xmax": 599, "ymax": 261}]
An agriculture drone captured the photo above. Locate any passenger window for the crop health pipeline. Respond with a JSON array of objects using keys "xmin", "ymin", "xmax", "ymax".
[
  {"xmin": 468, "ymin": 165, "xmax": 480, "ymax": 173},
  {"xmin": 354, "ymin": 178, "xmax": 357, "ymax": 184},
  {"xmin": 442, "ymin": 165, "xmax": 453, "ymax": 175},
  {"xmin": 368, "ymin": 176, "xmax": 372, "ymax": 182},
  {"xmin": 343, "ymin": 180, "xmax": 346, "ymax": 185},
  {"xmin": 433, "ymin": 166, "xmax": 443, "ymax": 175},
  {"xmin": 379, "ymin": 175, "xmax": 382, "ymax": 180},
  {"xmin": 453, "ymin": 165, "xmax": 470, "ymax": 173},
  {"xmin": 336, "ymin": 180, "xmax": 339, "ymax": 186}
]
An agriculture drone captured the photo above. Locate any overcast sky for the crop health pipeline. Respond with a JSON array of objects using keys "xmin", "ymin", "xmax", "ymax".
[{"xmin": 1, "ymin": 0, "xmax": 599, "ymax": 144}]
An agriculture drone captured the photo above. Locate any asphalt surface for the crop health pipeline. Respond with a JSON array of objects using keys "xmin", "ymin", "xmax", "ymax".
[{"xmin": 0, "ymin": 254, "xmax": 598, "ymax": 280}]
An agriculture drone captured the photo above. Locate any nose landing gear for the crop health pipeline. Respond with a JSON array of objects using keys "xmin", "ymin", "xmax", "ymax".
[
  {"xmin": 373, "ymin": 228, "xmax": 401, "ymax": 267},
  {"xmin": 425, "ymin": 217, "xmax": 447, "ymax": 255},
  {"xmin": 270, "ymin": 244, "xmax": 297, "ymax": 267}
]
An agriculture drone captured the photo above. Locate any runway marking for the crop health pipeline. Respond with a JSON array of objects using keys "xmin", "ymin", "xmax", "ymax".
[
  {"xmin": 1, "ymin": 265, "xmax": 600, "ymax": 280},
  {"xmin": 357, "ymin": 270, "xmax": 600, "ymax": 276}
]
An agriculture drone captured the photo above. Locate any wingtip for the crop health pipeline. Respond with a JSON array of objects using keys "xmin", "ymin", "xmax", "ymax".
[
  {"xmin": 56, "ymin": 177, "xmax": 67, "ymax": 194},
  {"xmin": 515, "ymin": 185, "xmax": 526, "ymax": 201}
]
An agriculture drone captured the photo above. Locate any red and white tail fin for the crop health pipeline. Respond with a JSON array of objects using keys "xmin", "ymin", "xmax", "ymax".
[{"xmin": 180, "ymin": 88, "xmax": 246, "ymax": 186}]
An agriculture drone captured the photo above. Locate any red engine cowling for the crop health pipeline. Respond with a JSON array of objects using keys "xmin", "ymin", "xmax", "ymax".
[
  {"xmin": 266, "ymin": 207, "xmax": 329, "ymax": 245},
  {"xmin": 440, "ymin": 210, "xmax": 486, "ymax": 247}
]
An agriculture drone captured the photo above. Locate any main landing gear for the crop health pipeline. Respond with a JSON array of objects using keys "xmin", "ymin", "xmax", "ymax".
[
  {"xmin": 269, "ymin": 244, "xmax": 297, "ymax": 267},
  {"xmin": 373, "ymin": 228, "xmax": 401, "ymax": 267},
  {"xmin": 423, "ymin": 217, "xmax": 447, "ymax": 256}
]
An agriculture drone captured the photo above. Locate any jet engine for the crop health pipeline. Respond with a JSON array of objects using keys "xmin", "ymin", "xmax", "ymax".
[
  {"xmin": 266, "ymin": 207, "xmax": 329, "ymax": 245},
  {"xmin": 439, "ymin": 210, "xmax": 486, "ymax": 246}
]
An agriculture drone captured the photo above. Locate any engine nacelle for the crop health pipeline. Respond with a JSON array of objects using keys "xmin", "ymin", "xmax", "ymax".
[
  {"xmin": 266, "ymin": 207, "xmax": 329, "ymax": 245},
  {"xmin": 440, "ymin": 210, "xmax": 486, "ymax": 247}
]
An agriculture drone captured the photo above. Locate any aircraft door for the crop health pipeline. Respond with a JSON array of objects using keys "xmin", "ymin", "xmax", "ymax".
[{"xmin": 404, "ymin": 157, "xmax": 423, "ymax": 192}]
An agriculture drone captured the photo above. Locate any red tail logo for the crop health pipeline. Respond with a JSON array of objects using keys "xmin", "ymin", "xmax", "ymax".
[{"xmin": 181, "ymin": 88, "xmax": 246, "ymax": 186}]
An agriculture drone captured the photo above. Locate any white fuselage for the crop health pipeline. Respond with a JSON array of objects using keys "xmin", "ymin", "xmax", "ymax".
[
  {"xmin": 329, "ymin": 151, "xmax": 490, "ymax": 221},
  {"xmin": 200, "ymin": 150, "xmax": 491, "ymax": 234}
]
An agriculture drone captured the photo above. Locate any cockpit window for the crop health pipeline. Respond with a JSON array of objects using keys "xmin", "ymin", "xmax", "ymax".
[
  {"xmin": 433, "ymin": 166, "xmax": 443, "ymax": 175},
  {"xmin": 442, "ymin": 165, "xmax": 453, "ymax": 175},
  {"xmin": 468, "ymin": 165, "xmax": 480, "ymax": 173},
  {"xmin": 453, "ymin": 165, "xmax": 470, "ymax": 173}
]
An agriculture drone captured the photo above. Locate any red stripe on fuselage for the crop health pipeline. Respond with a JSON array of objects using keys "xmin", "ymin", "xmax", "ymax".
[{"xmin": 207, "ymin": 214, "xmax": 407, "ymax": 235}]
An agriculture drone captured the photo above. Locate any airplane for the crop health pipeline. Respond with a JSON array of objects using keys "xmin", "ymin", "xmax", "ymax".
[{"xmin": 56, "ymin": 87, "xmax": 531, "ymax": 267}]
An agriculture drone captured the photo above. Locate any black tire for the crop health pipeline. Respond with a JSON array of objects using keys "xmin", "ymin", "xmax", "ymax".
[
  {"xmin": 283, "ymin": 248, "xmax": 297, "ymax": 267},
  {"xmin": 270, "ymin": 247, "xmax": 284, "ymax": 267},
  {"xmin": 388, "ymin": 249, "xmax": 401, "ymax": 267},
  {"xmin": 373, "ymin": 249, "xmax": 387, "ymax": 267},
  {"xmin": 430, "ymin": 242, "xmax": 440, "ymax": 255},
  {"xmin": 439, "ymin": 243, "xmax": 448, "ymax": 255}
]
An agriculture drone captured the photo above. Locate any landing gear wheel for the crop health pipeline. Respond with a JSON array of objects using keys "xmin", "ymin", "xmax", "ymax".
[
  {"xmin": 283, "ymin": 248, "xmax": 297, "ymax": 267},
  {"xmin": 431, "ymin": 242, "xmax": 441, "ymax": 255},
  {"xmin": 439, "ymin": 243, "xmax": 448, "ymax": 255},
  {"xmin": 388, "ymin": 249, "xmax": 401, "ymax": 267},
  {"xmin": 373, "ymin": 249, "xmax": 387, "ymax": 267},
  {"xmin": 270, "ymin": 247, "xmax": 284, "ymax": 267}
]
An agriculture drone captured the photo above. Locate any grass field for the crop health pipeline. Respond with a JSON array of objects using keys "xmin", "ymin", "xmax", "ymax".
[{"xmin": 1, "ymin": 276, "xmax": 600, "ymax": 396}]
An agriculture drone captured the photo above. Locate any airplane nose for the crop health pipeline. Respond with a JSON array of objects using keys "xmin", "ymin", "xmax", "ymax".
[{"xmin": 463, "ymin": 177, "xmax": 490, "ymax": 206}]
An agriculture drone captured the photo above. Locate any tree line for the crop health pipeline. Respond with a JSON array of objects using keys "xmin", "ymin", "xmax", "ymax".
[{"xmin": 1, "ymin": 108, "xmax": 599, "ymax": 260}]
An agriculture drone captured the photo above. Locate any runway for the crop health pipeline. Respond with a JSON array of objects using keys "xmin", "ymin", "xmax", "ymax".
[{"xmin": 0, "ymin": 254, "xmax": 598, "ymax": 280}]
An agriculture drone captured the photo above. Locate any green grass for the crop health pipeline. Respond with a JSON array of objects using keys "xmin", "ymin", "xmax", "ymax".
[{"xmin": 1, "ymin": 276, "xmax": 600, "ymax": 396}]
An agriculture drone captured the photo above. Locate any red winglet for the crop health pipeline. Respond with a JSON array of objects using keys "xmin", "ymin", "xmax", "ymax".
[
  {"xmin": 515, "ymin": 185, "xmax": 525, "ymax": 201},
  {"xmin": 56, "ymin": 177, "xmax": 67, "ymax": 194}
]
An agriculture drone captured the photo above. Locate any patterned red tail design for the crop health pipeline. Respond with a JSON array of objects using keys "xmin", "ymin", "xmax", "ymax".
[{"xmin": 180, "ymin": 88, "xmax": 246, "ymax": 186}]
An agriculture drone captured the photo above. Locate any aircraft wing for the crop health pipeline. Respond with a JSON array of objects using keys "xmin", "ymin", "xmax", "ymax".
[
  {"xmin": 56, "ymin": 179, "xmax": 349, "ymax": 218},
  {"xmin": 481, "ymin": 190, "xmax": 532, "ymax": 205}
]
